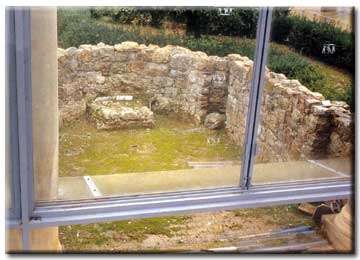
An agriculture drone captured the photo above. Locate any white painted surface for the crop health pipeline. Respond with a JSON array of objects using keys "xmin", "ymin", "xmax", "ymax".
[{"xmin": 83, "ymin": 175, "xmax": 103, "ymax": 197}]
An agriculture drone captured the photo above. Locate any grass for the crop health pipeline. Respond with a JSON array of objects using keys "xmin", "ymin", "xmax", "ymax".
[
  {"xmin": 59, "ymin": 115, "xmax": 242, "ymax": 177},
  {"xmin": 232, "ymin": 205, "xmax": 314, "ymax": 229},
  {"xmin": 59, "ymin": 205, "xmax": 314, "ymax": 251},
  {"xmin": 59, "ymin": 215, "xmax": 190, "ymax": 250}
]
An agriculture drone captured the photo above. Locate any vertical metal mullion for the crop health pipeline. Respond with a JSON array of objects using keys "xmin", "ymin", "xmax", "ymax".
[
  {"xmin": 14, "ymin": 7, "xmax": 34, "ymax": 251},
  {"xmin": 6, "ymin": 8, "xmax": 22, "ymax": 222},
  {"xmin": 240, "ymin": 8, "xmax": 272, "ymax": 189}
]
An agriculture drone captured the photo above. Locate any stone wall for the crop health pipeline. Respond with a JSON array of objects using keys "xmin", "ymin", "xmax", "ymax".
[
  {"xmin": 58, "ymin": 41, "xmax": 229, "ymax": 125},
  {"xmin": 58, "ymin": 41, "xmax": 353, "ymax": 162},
  {"xmin": 225, "ymin": 58, "xmax": 353, "ymax": 162}
]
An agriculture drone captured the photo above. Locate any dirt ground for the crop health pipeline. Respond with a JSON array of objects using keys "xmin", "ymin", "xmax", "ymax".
[
  {"xmin": 59, "ymin": 205, "xmax": 315, "ymax": 252},
  {"xmin": 59, "ymin": 112, "xmax": 315, "ymax": 253}
]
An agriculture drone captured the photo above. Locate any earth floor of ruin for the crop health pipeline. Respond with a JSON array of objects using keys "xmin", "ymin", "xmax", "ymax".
[
  {"xmin": 56, "ymin": 117, "xmax": 351, "ymax": 252},
  {"xmin": 58, "ymin": 205, "xmax": 335, "ymax": 253}
]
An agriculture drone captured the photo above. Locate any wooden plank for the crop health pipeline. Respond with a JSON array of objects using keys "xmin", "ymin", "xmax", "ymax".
[{"xmin": 298, "ymin": 203, "xmax": 316, "ymax": 216}]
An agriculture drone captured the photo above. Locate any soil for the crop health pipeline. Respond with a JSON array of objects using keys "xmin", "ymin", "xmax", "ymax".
[{"xmin": 59, "ymin": 205, "xmax": 315, "ymax": 252}]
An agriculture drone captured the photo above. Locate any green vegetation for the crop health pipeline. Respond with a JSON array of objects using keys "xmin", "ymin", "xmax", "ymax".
[
  {"xmin": 90, "ymin": 7, "xmax": 260, "ymax": 38},
  {"xmin": 272, "ymin": 14, "xmax": 354, "ymax": 73},
  {"xmin": 59, "ymin": 205, "xmax": 314, "ymax": 251},
  {"xmin": 59, "ymin": 115, "xmax": 242, "ymax": 177},
  {"xmin": 59, "ymin": 215, "xmax": 189, "ymax": 249},
  {"xmin": 89, "ymin": 7, "xmax": 354, "ymax": 74},
  {"xmin": 232, "ymin": 205, "xmax": 314, "ymax": 229},
  {"xmin": 57, "ymin": 8, "xmax": 353, "ymax": 108}
]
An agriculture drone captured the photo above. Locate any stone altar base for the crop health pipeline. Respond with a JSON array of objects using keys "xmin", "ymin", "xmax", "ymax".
[{"xmin": 87, "ymin": 96, "xmax": 154, "ymax": 130}]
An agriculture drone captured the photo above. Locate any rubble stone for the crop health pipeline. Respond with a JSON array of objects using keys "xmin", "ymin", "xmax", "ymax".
[
  {"xmin": 87, "ymin": 96, "xmax": 154, "ymax": 130},
  {"xmin": 204, "ymin": 113, "xmax": 226, "ymax": 130}
]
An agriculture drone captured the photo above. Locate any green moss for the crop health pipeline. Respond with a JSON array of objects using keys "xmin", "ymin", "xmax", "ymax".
[
  {"xmin": 231, "ymin": 205, "xmax": 314, "ymax": 228},
  {"xmin": 59, "ymin": 115, "xmax": 242, "ymax": 177},
  {"xmin": 59, "ymin": 215, "xmax": 190, "ymax": 249}
]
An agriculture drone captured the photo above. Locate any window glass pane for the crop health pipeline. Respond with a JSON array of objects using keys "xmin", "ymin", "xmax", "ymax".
[
  {"xmin": 33, "ymin": 7, "xmax": 260, "ymax": 202},
  {"xmin": 251, "ymin": 7, "xmax": 354, "ymax": 185}
]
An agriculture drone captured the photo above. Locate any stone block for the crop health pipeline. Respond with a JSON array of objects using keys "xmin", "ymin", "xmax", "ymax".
[{"xmin": 87, "ymin": 96, "xmax": 154, "ymax": 130}]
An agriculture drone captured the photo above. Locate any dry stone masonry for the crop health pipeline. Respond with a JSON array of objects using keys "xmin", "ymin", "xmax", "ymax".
[
  {"xmin": 87, "ymin": 96, "xmax": 154, "ymax": 130},
  {"xmin": 58, "ymin": 41, "xmax": 353, "ymax": 162}
]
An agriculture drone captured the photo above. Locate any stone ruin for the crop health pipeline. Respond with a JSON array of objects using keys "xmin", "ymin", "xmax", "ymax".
[
  {"xmin": 58, "ymin": 41, "xmax": 353, "ymax": 163},
  {"xmin": 86, "ymin": 96, "xmax": 154, "ymax": 130}
]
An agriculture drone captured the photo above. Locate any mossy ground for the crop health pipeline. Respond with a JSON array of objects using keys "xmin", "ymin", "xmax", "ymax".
[
  {"xmin": 59, "ymin": 205, "xmax": 314, "ymax": 252},
  {"xmin": 59, "ymin": 114, "xmax": 242, "ymax": 177},
  {"xmin": 59, "ymin": 112, "xmax": 315, "ymax": 252},
  {"xmin": 59, "ymin": 215, "xmax": 190, "ymax": 250},
  {"xmin": 232, "ymin": 205, "xmax": 314, "ymax": 228}
]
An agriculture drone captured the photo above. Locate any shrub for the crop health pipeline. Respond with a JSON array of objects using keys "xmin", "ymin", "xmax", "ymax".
[
  {"xmin": 58, "ymin": 8, "xmax": 146, "ymax": 47},
  {"xmin": 89, "ymin": 7, "xmax": 354, "ymax": 74},
  {"xmin": 271, "ymin": 15, "xmax": 354, "ymax": 73},
  {"xmin": 91, "ymin": 7, "xmax": 260, "ymax": 38},
  {"xmin": 90, "ymin": 7, "xmax": 167, "ymax": 27}
]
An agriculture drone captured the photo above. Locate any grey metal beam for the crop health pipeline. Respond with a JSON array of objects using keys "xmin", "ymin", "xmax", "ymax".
[
  {"xmin": 30, "ymin": 180, "xmax": 352, "ymax": 228},
  {"xmin": 240, "ymin": 7, "xmax": 272, "ymax": 189},
  {"xmin": 14, "ymin": 8, "xmax": 34, "ymax": 251},
  {"xmin": 6, "ymin": 219, "xmax": 22, "ymax": 230},
  {"xmin": 6, "ymin": 7, "xmax": 22, "ymax": 223}
]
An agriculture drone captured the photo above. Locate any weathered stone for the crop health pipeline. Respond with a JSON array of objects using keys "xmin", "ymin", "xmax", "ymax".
[
  {"xmin": 170, "ymin": 53, "xmax": 193, "ymax": 72},
  {"xmin": 305, "ymin": 98, "xmax": 322, "ymax": 106},
  {"xmin": 152, "ymin": 47, "xmax": 171, "ymax": 63},
  {"xmin": 114, "ymin": 41, "xmax": 140, "ymax": 52},
  {"xmin": 321, "ymin": 100, "xmax": 332, "ymax": 107},
  {"xmin": 150, "ymin": 96, "xmax": 173, "ymax": 114},
  {"xmin": 312, "ymin": 105, "xmax": 329, "ymax": 115},
  {"xmin": 128, "ymin": 60, "xmax": 145, "ymax": 73},
  {"xmin": 95, "ymin": 75, "xmax": 106, "ymax": 84},
  {"xmin": 144, "ymin": 63, "xmax": 169, "ymax": 77},
  {"xmin": 204, "ymin": 113, "xmax": 226, "ymax": 130},
  {"xmin": 87, "ymin": 96, "xmax": 154, "ymax": 130}
]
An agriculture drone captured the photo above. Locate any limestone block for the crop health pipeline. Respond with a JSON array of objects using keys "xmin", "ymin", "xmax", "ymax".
[
  {"xmin": 204, "ymin": 112, "xmax": 226, "ymax": 130},
  {"xmin": 145, "ymin": 63, "xmax": 169, "ymax": 77},
  {"xmin": 87, "ymin": 97, "xmax": 154, "ymax": 130},
  {"xmin": 170, "ymin": 53, "xmax": 193, "ymax": 72},
  {"xmin": 114, "ymin": 41, "xmax": 140, "ymax": 52},
  {"xmin": 152, "ymin": 47, "xmax": 171, "ymax": 63},
  {"xmin": 150, "ymin": 96, "xmax": 174, "ymax": 114}
]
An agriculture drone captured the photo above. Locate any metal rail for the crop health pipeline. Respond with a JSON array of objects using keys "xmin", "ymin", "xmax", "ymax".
[{"xmin": 30, "ymin": 180, "xmax": 352, "ymax": 228}]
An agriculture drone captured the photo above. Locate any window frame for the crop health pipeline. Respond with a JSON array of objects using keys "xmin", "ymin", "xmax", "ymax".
[{"xmin": 6, "ymin": 7, "xmax": 353, "ymax": 251}]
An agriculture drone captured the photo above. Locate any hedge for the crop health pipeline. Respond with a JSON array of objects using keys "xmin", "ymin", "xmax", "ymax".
[
  {"xmin": 271, "ymin": 15, "xmax": 354, "ymax": 73},
  {"xmin": 89, "ymin": 7, "xmax": 354, "ymax": 74}
]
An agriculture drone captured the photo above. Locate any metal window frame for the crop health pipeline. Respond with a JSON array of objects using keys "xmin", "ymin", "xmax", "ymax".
[
  {"xmin": 240, "ymin": 7, "xmax": 272, "ymax": 189},
  {"xmin": 5, "ymin": 7, "xmax": 352, "ymax": 251},
  {"xmin": 6, "ymin": 7, "xmax": 22, "ymax": 224}
]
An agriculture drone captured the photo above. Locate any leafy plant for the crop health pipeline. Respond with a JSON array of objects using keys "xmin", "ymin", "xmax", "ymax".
[{"xmin": 271, "ymin": 14, "xmax": 354, "ymax": 73}]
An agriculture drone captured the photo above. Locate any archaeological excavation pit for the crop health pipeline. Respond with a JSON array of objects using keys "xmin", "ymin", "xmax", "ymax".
[{"xmin": 57, "ymin": 41, "xmax": 353, "ymax": 201}]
